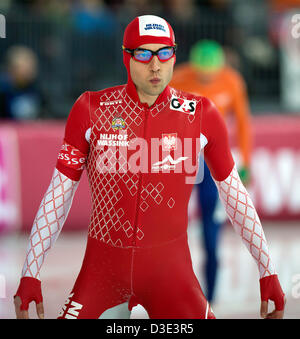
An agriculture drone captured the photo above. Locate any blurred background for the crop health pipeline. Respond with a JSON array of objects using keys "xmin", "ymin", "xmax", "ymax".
[{"xmin": 0, "ymin": 0, "xmax": 300, "ymax": 319}]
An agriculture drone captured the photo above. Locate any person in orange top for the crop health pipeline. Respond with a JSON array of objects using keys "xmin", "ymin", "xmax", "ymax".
[{"xmin": 170, "ymin": 40, "xmax": 252, "ymax": 303}]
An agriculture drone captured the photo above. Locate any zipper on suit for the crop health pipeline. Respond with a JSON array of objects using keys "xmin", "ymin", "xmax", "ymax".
[{"xmin": 132, "ymin": 105, "xmax": 150, "ymax": 246}]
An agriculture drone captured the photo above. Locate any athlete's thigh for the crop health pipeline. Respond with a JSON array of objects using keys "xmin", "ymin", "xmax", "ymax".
[
  {"xmin": 146, "ymin": 269, "xmax": 215, "ymax": 319},
  {"xmin": 135, "ymin": 235, "xmax": 215, "ymax": 319},
  {"xmin": 58, "ymin": 237, "xmax": 132, "ymax": 319},
  {"xmin": 57, "ymin": 273, "xmax": 131, "ymax": 319}
]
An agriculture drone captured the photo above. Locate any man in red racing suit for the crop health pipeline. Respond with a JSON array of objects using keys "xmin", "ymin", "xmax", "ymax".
[{"xmin": 14, "ymin": 15, "xmax": 285, "ymax": 319}]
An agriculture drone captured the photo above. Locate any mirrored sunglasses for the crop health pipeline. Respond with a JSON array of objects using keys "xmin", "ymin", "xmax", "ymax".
[{"xmin": 122, "ymin": 45, "xmax": 177, "ymax": 63}]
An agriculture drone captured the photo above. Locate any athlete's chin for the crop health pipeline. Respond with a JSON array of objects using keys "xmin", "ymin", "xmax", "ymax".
[{"xmin": 146, "ymin": 84, "xmax": 166, "ymax": 96}]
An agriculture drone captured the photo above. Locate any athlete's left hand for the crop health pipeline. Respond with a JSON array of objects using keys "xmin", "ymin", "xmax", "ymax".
[
  {"xmin": 14, "ymin": 277, "xmax": 44, "ymax": 319},
  {"xmin": 259, "ymin": 274, "xmax": 286, "ymax": 319}
]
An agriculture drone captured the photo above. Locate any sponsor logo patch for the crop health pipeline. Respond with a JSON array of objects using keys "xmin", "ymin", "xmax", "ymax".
[
  {"xmin": 152, "ymin": 155, "xmax": 188, "ymax": 172},
  {"xmin": 97, "ymin": 133, "xmax": 129, "ymax": 147},
  {"xmin": 139, "ymin": 15, "xmax": 170, "ymax": 37},
  {"xmin": 170, "ymin": 95, "xmax": 196, "ymax": 115},
  {"xmin": 112, "ymin": 117, "xmax": 126, "ymax": 131},
  {"xmin": 57, "ymin": 141, "xmax": 86, "ymax": 171},
  {"xmin": 100, "ymin": 100, "xmax": 122, "ymax": 107},
  {"xmin": 58, "ymin": 293, "xmax": 83, "ymax": 319}
]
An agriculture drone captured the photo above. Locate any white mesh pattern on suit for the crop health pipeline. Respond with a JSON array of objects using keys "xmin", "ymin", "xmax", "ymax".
[
  {"xmin": 21, "ymin": 169, "xmax": 79, "ymax": 279},
  {"xmin": 86, "ymin": 86, "xmax": 200, "ymax": 247},
  {"xmin": 86, "ymin": 87, "xmax": 173, "ymax": 247},
  {"xmin": 87, "ymin": 88, "xmax": 142, "ymax": 246},
  {"xmin": 214, "ymin": 166, "xmax": 276, "ymax": 278}
]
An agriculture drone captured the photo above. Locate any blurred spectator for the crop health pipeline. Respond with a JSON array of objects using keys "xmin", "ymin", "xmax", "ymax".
[
  {"xmin": 103, "ymin": 0, "xmax": 124, "ymax": 14},
  {"xmin": 0, "ymin": 0, "xmax": 12, "ymax": 13},
  {"xmin": 162, "ymin": 0, "xmax": 197, "ymax": 23},
  {"xmin": 28, "ymin": 0, "xmax": 73, "ymax": 25},
  {"xmin": 160, "ymin": 0, "xmax": 235, "ymax": 66},
  {"xmin": 224, "ymin": 0, "xmax": 279, "ymax": 105},
  {"xmin": 268, "ymin": 0, "xmax": 300, "ymax": 112},
  {"xmin": 230, "ymin": 0, "xmax": 275, "ymax": 63},
  {"xmin": 161, "ymin": 0, "xmax": 233, "ymax": 25},
  {"xmin": 195, "ymin": 0, "xmax": 232, "ymax": 11},
  {"xmin": 71, "ymin": 0, "xmax": 118, "ymax": 37},
  {"xmin": 117, "ymin": 0, "xmax": 160, "ymax": 21},
  {"xmin": 0, "ymin": 45, "xmax": 46, "ymax": 120}
]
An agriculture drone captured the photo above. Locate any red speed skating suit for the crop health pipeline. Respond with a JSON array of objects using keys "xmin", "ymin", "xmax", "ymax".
[
  {"xmin": 56, "ymin": 83, "xmax": 229, "ymax": 319},
  {"xmin": 16, "ymin": 82, "xmax": 283, "ymax": 319}
]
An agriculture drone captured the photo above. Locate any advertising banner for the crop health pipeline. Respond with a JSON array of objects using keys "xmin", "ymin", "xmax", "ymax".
[{"xmin": 0, "ymin": 127, "xmax": 21, "ymax": 233}]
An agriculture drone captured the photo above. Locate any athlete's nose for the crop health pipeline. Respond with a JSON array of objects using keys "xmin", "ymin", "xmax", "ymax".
[{"xmin": 149, "ymin": 55, "xmax": 160, "ymax": 72}]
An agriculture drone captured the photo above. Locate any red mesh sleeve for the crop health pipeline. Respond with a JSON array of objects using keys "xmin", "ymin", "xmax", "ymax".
[{"xmin": 55, "ymin": 92, "xmax": 90, "ymax": 181}]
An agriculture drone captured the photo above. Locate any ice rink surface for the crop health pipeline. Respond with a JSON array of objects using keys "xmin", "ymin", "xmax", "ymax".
[{"xmin": 0, "ymin": 220, "xmax": 299, "ymax": 319}]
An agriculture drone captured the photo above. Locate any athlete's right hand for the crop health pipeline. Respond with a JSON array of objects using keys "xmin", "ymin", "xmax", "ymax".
[
  {"xmin": 14, "ymin": 277, "xmax": 44, "ymax": 319},
  {"xmin": 259, "ymin": 274, "xmax": 285, "ymax": 319}
]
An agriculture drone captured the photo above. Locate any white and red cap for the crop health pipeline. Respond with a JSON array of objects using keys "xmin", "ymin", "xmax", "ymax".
[{"xmin": 123, "ymin": 15, "xmax": 176, "ymax": 50}]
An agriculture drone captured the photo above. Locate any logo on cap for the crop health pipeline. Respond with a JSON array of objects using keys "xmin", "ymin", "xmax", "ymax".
[
  {"xmin": 139, "ymin": 15, "xmax": 170, "ymax": 38},
  {"xmin": 145, "ymin": 23, "xmax": 166, "ymax": 33}
]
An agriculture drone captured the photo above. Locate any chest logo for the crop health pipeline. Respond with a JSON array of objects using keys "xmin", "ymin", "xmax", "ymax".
[
  {"xmin": 162, "ymin": 133, "xmax": 177, "ymax": 151},
  {"xmin": 152, "ymin": 155, "xmax": 188, "ymax": 172},
  {"xmin": 112, "ymin": 117, "xmax": 126, "ymax": 131},
  {"xmin": 170, "ymin": 95, "xmax": 196, "ymax": 115}
]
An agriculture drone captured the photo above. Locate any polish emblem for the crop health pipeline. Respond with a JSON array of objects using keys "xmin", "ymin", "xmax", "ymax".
[{"xmin": 162, "ymin": 133, "xmax": 177, "ymax": 151}]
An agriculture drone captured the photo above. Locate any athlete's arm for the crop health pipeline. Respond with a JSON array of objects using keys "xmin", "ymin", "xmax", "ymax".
[
  {"xmin": 201, "ymin": 97, "xmax": 285, "ymax": 318},
  {"xmin": 14, "ymin": 92, "xmax": 90, "ymax": 319}
]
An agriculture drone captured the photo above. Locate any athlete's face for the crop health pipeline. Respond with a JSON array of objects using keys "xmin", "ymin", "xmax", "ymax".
[{"xmin": 129, "ymin": 44, "xmax": 175, "ymax": 106}]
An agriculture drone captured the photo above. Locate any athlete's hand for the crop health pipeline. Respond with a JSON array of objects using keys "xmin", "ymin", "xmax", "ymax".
[
  {"xmin": 259, "ymin": 274, "xmax": 286, "ymax": 319},
  {"xmin": 14, "ymin": 277, "xmax": 44, "ymax": 319}
]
